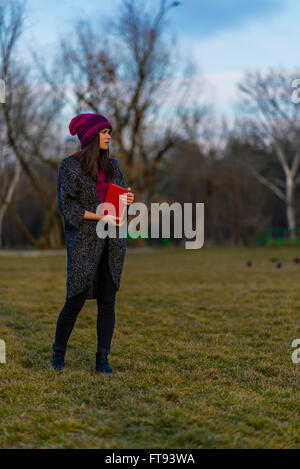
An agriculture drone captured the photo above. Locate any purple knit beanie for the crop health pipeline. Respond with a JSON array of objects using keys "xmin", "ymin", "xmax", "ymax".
[{"xmin": 69, "ymin": 113, "xmax": 113, "ymax": 149}]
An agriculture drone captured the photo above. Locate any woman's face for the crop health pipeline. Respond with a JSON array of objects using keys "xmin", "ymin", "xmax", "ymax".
[{"xmin": 99, "ymin": 128, "xmax": 111, "ymax": 150}]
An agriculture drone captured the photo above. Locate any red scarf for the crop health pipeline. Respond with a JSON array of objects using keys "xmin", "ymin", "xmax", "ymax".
[{"xmin": 96, "ymin": 155, "xmax": 109, "ymax": 203}]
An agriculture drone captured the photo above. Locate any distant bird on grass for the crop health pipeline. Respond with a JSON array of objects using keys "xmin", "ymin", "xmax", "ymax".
[
  {"xmin": 293, "ymin": 257, "xmax": 300, "ymax": 263},
  {"xmin": 246, "ymin": 261, "xmax": 252, "ymax": 267},
  {"xmin": 276, "ymin": 262, "xmax": 282, "ymax": 268}
]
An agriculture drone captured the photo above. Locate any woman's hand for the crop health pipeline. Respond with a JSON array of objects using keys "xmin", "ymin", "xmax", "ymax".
[
  {"xmin": 119, "ymin": 187, "xmax": 134, "ymax": 206},
  {"xmin": 101, "ymin": 214, "xmax": 125, "ymax": 226}
]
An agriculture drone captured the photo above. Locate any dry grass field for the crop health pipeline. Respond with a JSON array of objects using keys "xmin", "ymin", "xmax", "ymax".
[{"xmin": 0, "ymin": 246, "xmax": 299, "ymax": 448}]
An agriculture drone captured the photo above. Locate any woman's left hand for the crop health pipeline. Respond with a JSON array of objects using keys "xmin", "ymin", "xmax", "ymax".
[{"xmin": 119, "ymin": 187, "xmax": 134, "ymax": 206}]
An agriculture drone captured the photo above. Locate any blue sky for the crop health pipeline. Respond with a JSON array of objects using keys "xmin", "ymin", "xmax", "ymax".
[{"xmin": 21, "ymin": 0, "xmax": 300, "ymax": 121}]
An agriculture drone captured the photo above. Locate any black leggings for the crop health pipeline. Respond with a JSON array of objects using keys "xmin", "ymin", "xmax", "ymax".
[{"xmin": 52, "ymin": 239, "xmax": 117, "ymax": 355}]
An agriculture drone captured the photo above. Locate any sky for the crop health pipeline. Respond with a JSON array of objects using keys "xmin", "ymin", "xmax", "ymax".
[{"xmin": 19, "ymin": 0, "xmax": 300, "ymax": 125}]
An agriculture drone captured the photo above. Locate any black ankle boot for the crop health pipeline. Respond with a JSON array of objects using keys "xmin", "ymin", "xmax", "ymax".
[
  {"xmin": 96, "ymin": 352, "xmax": 113, "ymax": 376},
  {"xmin": 51, "ymin": 350, "xmax": 65, "ymax": 371}
]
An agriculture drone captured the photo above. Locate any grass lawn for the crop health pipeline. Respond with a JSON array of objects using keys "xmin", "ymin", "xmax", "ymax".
[{"xmin": 0, "ymin": 245, "xmax": 299, "ymax": 448}]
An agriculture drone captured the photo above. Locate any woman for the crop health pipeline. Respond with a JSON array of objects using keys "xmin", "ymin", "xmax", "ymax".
[{"xmin": 51, "ymin": 113, "xmax": 134, "ymax": 375}]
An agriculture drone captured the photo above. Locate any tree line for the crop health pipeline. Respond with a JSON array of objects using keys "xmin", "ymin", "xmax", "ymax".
[{"xmin": 1, "ymin": 0, "xmax": 300, "ymax": 248}]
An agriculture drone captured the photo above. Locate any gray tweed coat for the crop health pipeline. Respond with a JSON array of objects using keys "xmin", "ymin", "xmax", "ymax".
[{"xmin": 57, "ymin": 154, "xmax": 128, "ymax": 300}]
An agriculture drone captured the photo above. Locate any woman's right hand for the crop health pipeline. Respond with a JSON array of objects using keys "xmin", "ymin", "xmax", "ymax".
[{"xmin": 101, "ymin": 214, "xmax": 124, "ymax": 226}]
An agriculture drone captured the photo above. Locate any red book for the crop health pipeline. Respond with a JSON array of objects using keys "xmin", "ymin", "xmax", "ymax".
[{"xmin": 102, "ymin": 183, "xmax": 129, "ymax": 224}]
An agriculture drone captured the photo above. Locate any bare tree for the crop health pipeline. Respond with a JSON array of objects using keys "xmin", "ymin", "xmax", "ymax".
[
  {"xmin": 0, "ymin": 0, "xmax": 66, "ymax": 248},
  {"xmin": 58, "ymin": 0, "xmax": 205, "ymax": 202},
  {"xmin": 0, "ymin": 0, "xmax": 25, "ymax": 247},
  {"xmin": 237, "ymin": 69, "xmax": 300, "ymax": 238}
]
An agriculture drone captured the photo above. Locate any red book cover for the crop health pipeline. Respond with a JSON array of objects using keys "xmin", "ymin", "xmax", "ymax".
[{"xmin": 102, "ymin": 183, "xmax": 129, "ymax": 224}]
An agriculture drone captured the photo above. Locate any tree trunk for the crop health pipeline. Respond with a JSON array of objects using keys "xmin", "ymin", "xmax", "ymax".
[
  {"xmin": 0, "ymin": 162, "xmax": 21, "ymax": 247},
  {"xmin": 286, "ymin": 175, "xmax": 296, "ymax": 239}
]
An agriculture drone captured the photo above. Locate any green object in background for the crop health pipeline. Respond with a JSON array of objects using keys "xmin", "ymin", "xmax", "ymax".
[
  {"xmin": 126, "ymin": 231, "xmax": 149, "ymax": 240},
  {"xmin": 255, "ymin": 227, "xmax": 300, "ymax": 246},
  {"xmin": 125, "ymin": 231, "xmax": 170, "ymax": 245}
]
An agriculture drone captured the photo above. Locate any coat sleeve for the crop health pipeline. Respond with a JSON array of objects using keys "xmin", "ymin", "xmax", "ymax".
[
  {"xmin": 116, "ymin": 160, "xmax": 127, "ymax": 188},
  {"xmin": 115, "ymin": 160, "xmax": 129, "ymax": 219},
  {"xmin": 57, "ymin": 161, "xmax": 85, "ymax": 230}
]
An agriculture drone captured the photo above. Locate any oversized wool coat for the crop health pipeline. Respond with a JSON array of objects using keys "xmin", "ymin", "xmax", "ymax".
[{"xmin": 57, "ymin": 154, "xmax": 128, "ymax": 300}]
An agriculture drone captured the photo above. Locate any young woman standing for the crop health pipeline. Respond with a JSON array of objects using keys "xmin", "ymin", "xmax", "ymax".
[{"xmin": 51, "ymin": 113, "xmax": 134, "ymax": 375}]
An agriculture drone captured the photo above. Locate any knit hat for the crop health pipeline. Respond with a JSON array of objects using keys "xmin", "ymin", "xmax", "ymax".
[{"xmin": 69, "ymin": 113, "xmax": 112, "ymax": 149}]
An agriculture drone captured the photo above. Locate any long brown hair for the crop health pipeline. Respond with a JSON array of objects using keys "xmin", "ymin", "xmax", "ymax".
[{"xmin": 72, "ymin": 132, "xmax": 115, "ymax": 183}]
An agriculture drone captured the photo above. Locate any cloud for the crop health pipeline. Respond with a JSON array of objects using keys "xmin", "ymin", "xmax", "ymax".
[{"xmin": 171, "ymin": 0, "xmax": 284, "ymax": 38}]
